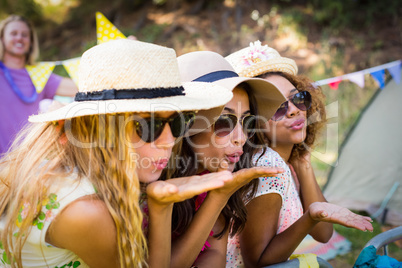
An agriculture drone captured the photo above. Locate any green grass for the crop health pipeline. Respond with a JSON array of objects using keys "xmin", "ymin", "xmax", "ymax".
[{"xmin": 329, "ymin": 221, "xmax": 402, "ymax": 266}]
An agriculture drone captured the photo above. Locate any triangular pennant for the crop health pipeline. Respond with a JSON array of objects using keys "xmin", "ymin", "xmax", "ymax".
[
  {"xmin": 96, "ymin": 12, "xmax": 126, "ymax": 44},
  {"xmin": 346, "ymin": 72, "xmax": 365, "ymax": 88},
  {"xmin": 387, "ymin": 63, "xmax": 401, "ymax": 84},
  {"xmin": 26, "ymin": 62, "xmax": 56, "ymax": 93},
  {"xmin": 370, "ymin": 69, "xmax": 385, "ymax": 89},
  {"xmin": 328, "ymin": 79, "xmax": 342, "ymax": 90},
  {"xmin": 62, "ymin": 57, "xmax": 80, "ymax": 86}
]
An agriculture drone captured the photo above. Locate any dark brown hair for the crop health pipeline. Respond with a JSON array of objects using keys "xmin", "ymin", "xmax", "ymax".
[
  {"xmin": 166, "ymin": 82, "xmax": 265, "ymax": 239},
  {"xmin": 257, "ymin": 72, "xmax": 327, "ymax": 162}
]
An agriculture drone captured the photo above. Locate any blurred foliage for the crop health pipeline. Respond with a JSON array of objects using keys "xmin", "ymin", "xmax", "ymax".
[
  {"xmin": 309, "ymin": 0, "xmax": 400, "ymax": 29},
  {"xmin": 266, "ymin": 0, "xmax": 401, "ymax": 30},
  {"xmin": 0, "ymin": 0, "xmax": 43, "ymax": 23},
  {"xmin": 2, "ymin": 0, "xmax": 400, "ymax": 30},
  {"xmin": 134, "ymin": 23, "xmax": 169, "ymax": 43}
]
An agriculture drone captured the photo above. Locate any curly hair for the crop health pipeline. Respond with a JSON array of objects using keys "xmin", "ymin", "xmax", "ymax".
[{"xmin": 257, "ymin": 72, "xmax": 327, "ymax": 162}]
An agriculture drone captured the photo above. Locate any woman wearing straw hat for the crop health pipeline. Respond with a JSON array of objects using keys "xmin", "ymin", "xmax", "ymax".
[
  {"xmin": 164, "ymin": 51, "xmax": 287, "ymax": 267},
  {"xmin": 224, "ymin": 41, "xmax": 373, "ymax": 267},
  {"xmin": 0, "ymin": 39, "xmax": 236, "ymax": 268}
]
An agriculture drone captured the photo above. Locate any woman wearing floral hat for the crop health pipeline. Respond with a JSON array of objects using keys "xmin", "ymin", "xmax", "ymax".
[
  {"xmin": 167, "ymin": 50, "xmax": 286, "ymax": 267},
  {"xmin": 0, "ymin": 39, "xmax": 235, "ymax": 268},
  {"xmin": 224, "ymin": 41, "xmax": 373, "ymax": 267}
]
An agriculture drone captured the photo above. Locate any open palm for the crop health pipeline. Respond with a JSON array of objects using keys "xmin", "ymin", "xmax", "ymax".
[
  {"xmin": 309, "ymin": 202, "xmax": 373, "ymax": 232},
  {"xmin": 146, "ymin": 170, "xmax": 233, "ymax": 205},
  {"xmin": 212, "ymin": 166, "xmax": 284, "ymax": 196}
]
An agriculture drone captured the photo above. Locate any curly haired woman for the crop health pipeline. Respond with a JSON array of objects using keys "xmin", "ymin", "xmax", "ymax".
[{"xmin": 225, "ymin": 41, "xmax": 373, "ymax": 267}]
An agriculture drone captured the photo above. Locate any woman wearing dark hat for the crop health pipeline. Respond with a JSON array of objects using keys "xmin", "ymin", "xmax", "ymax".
[{"xmin": 0, "ymin": 39, "xmax": 234, "ymax": 268}]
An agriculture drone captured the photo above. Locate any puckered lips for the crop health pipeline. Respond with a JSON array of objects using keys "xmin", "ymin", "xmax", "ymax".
[
  {"xmin": 289, "ymin": 118, "xmax": 305, "ymax": 130},
  {"xmin": 152, "ymin": 158, "xmax": 169, "ymax": 170},
  {"xmin": 226, "ymin": 151, "xmax": 243, "ymax": 164}
]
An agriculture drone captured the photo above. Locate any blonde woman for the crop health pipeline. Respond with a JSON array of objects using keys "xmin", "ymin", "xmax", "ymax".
[{"xmin": 0, "ymin": 39, "xmax": 234, "ymax": 268}]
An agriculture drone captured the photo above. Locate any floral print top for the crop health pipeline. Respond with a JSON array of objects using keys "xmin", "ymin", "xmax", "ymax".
[
  {"xmin": 0, "ymin": 174, "xmax": 95, "ymax": 268},
  {"xmin": 226, "ymin": 147, "xmax": 304, "ymax": 268}
]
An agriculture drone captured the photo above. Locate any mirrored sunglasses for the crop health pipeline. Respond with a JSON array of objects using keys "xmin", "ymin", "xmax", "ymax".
[
  {"xmin": 271, "ymin": 91, "xmax": 312, "ymax": 121},
  {"xmin": 213, "ymin": 113, "xmax": 256, "ymax": 138}
]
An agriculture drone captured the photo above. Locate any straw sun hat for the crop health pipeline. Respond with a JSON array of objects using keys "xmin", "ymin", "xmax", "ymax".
[
  {"xmin": 225, "ymin": 40, "xmax": 298, "ymax": 78},
  {"xmin": 177, "ymin": 50, "xmax": 286, "ymax": 121},
  {"xmin": 29, "ymin": 39, "xmax": 233, "ymax": 135}
]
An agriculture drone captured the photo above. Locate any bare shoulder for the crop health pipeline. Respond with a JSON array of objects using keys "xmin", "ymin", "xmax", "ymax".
[
  {"xmin": 51, "ymin": 195, "xmax": 113, "ymax": 232},
  {"xmin": 46, "ymin": 195, "xmax": 118, "ymax": 264},
  {"xmin": 247, "ymin": 193, "xmax": 282, "ymax": 214}
]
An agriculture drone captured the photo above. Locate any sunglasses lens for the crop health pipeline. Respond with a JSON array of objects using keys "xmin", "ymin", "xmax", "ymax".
[
  {"xmin": 271, "ymin": 101, "xmax": 288, "ymax": 121},
  {"xmin": 293, "ymin": 91, "xmax": 312, "ymax": 111},
  {"xmin": 136, "ymin": 119, "xmax": 165, "ymax": 143},
  {"xmin": 170, "ymin": 112, "xmax": 195, "ymax": 138},
  {"xmin": 136, "ymin": 112, "xmax": 196, "ymax": 142},
  {"xmin": 214, "ymin": 114, "xmax": 237, "ymax": 137},
  {"xmin": 242, "ymin": 115, "xmax": 256, "ymax": 138}
]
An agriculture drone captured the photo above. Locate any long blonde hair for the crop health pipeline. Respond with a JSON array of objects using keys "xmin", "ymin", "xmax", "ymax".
[
  {"xmin": 0, "ymin": 15, "xmax": 39, "ymax": 65},
  {"xmin": 0, "ymin": 113, "xmax": 147, "ymax": 267}
]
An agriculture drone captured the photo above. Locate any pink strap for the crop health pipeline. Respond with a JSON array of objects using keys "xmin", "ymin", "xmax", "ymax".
[{"xmin": 288, "ymin": 164, "xmax": 300, "ymax": 194}]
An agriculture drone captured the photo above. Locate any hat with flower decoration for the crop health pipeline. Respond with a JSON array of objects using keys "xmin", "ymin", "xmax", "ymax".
[{"xmin": 225, "ymin": 41, "xmax": 298, "ymax": 78}]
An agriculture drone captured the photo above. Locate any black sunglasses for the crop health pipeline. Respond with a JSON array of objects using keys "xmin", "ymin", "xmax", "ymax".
[
  {"xmin": 213, "ymin": 113, "xmax": 256, "ymax": 138},
  {"xmin": 271, "ymin": 91, "xmax": 312, "ymax": 121},
  {"xmin": 134, "ymin": 112, "xmax": 196, "ymax": 143}
]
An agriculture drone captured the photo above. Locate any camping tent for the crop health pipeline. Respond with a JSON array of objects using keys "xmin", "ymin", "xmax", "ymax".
[{"xmin": 323, "ymin": 72, "xmax": 402, "ymax": 226}]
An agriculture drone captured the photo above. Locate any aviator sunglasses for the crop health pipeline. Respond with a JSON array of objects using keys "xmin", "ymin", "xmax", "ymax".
[
  {"xmin": 134, "ymin": 112, "xmax": 196, "ymax": 143},
  {"xmin": 271, "ymin": 91, "xmax": 312, "ymax": 121},
  {"xmin": 213, "ymin": 113, "xmax": 256, "ymax": 138}
]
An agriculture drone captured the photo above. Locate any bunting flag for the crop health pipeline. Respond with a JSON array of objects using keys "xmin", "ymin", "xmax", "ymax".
[
  {"xmin": 345, "ymin": 72, "xmax": 365, "ymax": 88},
  {"xmin": 315, "ymin": 60, "xmax": 401, "ymax": 91},
  {"xmin": 62, "ymin": 57, "xmax": 80, "ymax": 86},
  {"xmin": 370, "ymin": 69, "xmax": 385, "ymax": 89},
  {"xmin": 26, "ymin": 62, "xmax": 56, "ymax": 93},
  {"xmin": 96, "ymin": 12, "xmax": 126, "ymax": 44},
  {"xmin": 329, "ymin": 79, "xmax": 342, "ymax": 90},
  {"xmin": 387, "ymin": 63, "xmax": 401, "ymax": 84}
]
